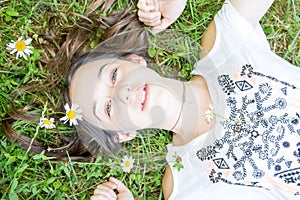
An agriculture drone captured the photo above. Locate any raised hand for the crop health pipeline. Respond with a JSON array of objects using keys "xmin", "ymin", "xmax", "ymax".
[
  {"xmin": 91, "ymin": 177, "xmax": 134, "ymax": 200},
  {"xmin": 137, "ymin": 0, "xmax": 187, "ymax": 33}
]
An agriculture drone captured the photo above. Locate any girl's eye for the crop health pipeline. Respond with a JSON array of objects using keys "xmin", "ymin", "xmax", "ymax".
[
  {"xmin": 111, "ymin": 68, "xmax": 118, "ymax": 85},
  {"xmin": 105, "ymin": 100, "xmax": 112, "ymax": 117}
]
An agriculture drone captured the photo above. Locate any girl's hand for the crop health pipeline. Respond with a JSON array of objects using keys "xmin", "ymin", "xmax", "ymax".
[
  {"xmin": 90, "ymin": 177, "xmax": 134, "ymax": 200},
  {"xmin": 137, "ymin": 0, "xmax": 187, "ymax": 33}
]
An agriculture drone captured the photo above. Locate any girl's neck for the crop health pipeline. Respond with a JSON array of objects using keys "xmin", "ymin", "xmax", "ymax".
[{"xmin": 172, "ymin": 75, "xmax": 213, "ymax": 146}]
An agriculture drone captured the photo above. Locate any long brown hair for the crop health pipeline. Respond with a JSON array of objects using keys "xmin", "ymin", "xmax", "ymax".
[{"xmin": 2, "ymin": 0, "xmax": 144, "ymax": 161}]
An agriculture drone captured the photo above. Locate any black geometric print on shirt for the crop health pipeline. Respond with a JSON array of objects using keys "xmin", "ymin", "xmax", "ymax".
[
  {"xmin": 252, "ymin": 71, "xmax": 297, "ymax": 89},
  {"xmin": 196, "ymin": 146, "xmax": 218, "ymax": 161},
  {"xmin": 241, "ymin": 64, "xmax": 254, "ymax": 78},
  {"xmin": 209, "ymin": 168, "xmax": 269, "ymax": 190},
  {"xmin": 235, "ymin": 80, "xmax": 253, "ymax": 91},
  {"xmin": 213, "ymin": 158, "xmax": 229, "ymax": 169},
  {"xmin": 209, "ymin": 169, "xmax": 222, "ymax": 183},
  {"xmin": 281, "ymin": 87, "xmax": 287, "ymax": 96},
  {"xmin": 274, "ymin": 167, "xmax": 300, "ymax": 186},
  {"xmin": 285, "ymin": 161, "xmax": 292, "ymax": 168},
  {"xmin": 240, "ymin": 63, "xmax": 298, "ymax": 94},
  {"xmin": 294, "ymin": 143, "xmax": 300, "ymax": 162},
  {"xmin": 240, "ymin": 64, "xmax": 297, "ymax": 90},
  {"xmin": 199, "ymin": 64, "xmax": 299, "ymax": 194},
  {"xmin": 218, "ymin": 75, "xmax": 236, "ymax": 95}
]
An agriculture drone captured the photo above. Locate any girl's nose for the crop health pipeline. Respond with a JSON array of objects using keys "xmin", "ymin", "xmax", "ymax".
[{"xmin": 116, "ymin": 85, "xmax": 131, "ymax": 104}]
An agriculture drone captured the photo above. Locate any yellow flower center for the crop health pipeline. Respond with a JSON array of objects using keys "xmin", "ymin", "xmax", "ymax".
[
  {"xmin": 15, "ymin": 41, "xmax": 26, "ymax": 51},
  {"xmin": 43, "ymin": 119, "xmax": 51, "ymax": 125},
  {"xmin": 67, "ymin": 110, "xmax": 76, "ymax": 119},
  {"xmin": 124, "ymin": 161, "xmax": 131, "ymax": 167}
]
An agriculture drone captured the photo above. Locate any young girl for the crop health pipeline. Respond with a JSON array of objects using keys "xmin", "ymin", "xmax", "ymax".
[
  {"xmin": 86, "ymin": 0, "xmax": 300, "ymax": 199},
  {"xmin": 2, "ymin": 0, "xmax": 298, "ymax": 199}
]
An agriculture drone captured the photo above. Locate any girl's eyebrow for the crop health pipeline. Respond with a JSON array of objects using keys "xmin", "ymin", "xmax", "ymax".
[
  {"xmin": 97, "ymin": 63, "xmax": 111, "ymax": 79},
  {"xmin": 93, "ymin": 63, "xmax": 112, "ymax": 122},
  {"xmin": 93, "ymin": 102, "xmax": 103, "ymax": 122}
]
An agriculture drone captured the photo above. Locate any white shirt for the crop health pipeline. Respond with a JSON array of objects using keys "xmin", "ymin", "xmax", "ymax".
[{"xmin": 166, "ymin": 1, "xmax": 300, "ymax": 199}]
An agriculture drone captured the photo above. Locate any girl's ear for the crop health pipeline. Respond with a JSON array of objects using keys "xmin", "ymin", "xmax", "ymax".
[
  {"xmin": 117, "ymin": 131, "xmax": 137, "ymax": 143},
  {"xmin": 125, "ymin": 54, "xmax": 147, "ymax": 67}
]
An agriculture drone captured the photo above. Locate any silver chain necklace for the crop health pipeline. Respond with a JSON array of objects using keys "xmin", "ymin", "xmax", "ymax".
[{"xmin": 170, "ymin": 82, "xmax": 186, "ymax": 131}]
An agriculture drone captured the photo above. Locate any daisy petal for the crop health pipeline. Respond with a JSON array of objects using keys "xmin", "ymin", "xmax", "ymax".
[
  {"xmin": 25, "ymin": 38, "xmax": 32, "ymax": 44},
  {"xmin": 64, "ymin": 103, "xmax": 71, "ymax": 111},
  {"xmin": 10, "ymin": 49, "xmax": 17, "ymax": 54}
]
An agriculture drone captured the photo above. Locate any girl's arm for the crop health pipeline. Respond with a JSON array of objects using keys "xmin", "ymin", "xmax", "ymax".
[
  {"xmin": 138, "ymin": 0, "xmax": 275, "ymax": 32},
  {"xmin": 229, "ymin": 0, "xmax": 275, "ymax": 26},
  {"xmin": 201, "ymin": 0, "xmax": 275, "ymax": 55}
]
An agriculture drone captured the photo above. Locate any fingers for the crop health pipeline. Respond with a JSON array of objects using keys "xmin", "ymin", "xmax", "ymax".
[
  {"xmin": 109, "ymin": 177, "xmax": 134, "ymax": 200},
  {"xmin": 152, "ymin": 18, "xmax": 175, "ymax": 34},
  {"xmin": 91, "ymin": 181, "xmax": 117, "ymax": 200},
  {"xmin": 109, "ymin": 177, "xmax": 130, "ymax": 193},
  {"xmin": 137, "ymin": 0, "xmax": 155, "ymax": 12},
  {"xmin": 152, "ymin": 0, "xmax": 159, "ymax": 12},
  {"xmin": 91, "ymin": 177, "xmax": 134, "ymax": 200},
  {"xmin": 137, "ymin": 0, "xmax": 161, "ymax": 26},
  {"xmin": 90, "ymin": 195, "xmax": 111, "ymax": 200},
  {"xmin": 138, "ymin": 10, "xmax": 161, "ymax": 26}
]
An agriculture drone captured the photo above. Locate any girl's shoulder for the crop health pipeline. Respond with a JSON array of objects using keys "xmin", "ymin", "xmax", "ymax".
[{"xmin": 200, "ymin": 20, "xmax": 216, "ymax": 59}]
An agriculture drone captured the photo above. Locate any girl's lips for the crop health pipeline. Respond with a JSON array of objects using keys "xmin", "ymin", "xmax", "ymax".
[{"xmin": 141, "ymin": 84, "xmax": 149, "ymax": 111}]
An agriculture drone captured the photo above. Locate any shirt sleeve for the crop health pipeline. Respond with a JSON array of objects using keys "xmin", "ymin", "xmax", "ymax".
[
  {"xmin": 192, "ymin": 0, "xmax": 271, "ymax": 76},
  {"xmin": 215, "ymin": 0, "xmax": 270, "ymax": 47}
]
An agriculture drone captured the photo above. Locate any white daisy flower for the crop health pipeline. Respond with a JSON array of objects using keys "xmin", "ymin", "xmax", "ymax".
[
  {"xmin": 121, "ymin": 156, "xmax": 135, "ymax": 173},
  {"xmin": 60, "ymin": 103, "xmax": 83, "ymax": 126},
  {"xmin": 205, "ymin": 104, "xmax": 215, "ymax": 123},
  {"xmin": 6, "ymin": 36, "xmax": 33, "ymax": 60},
  {"xmin": 39, "ymin": 117, "xmax": 56, "ymax": 129}
]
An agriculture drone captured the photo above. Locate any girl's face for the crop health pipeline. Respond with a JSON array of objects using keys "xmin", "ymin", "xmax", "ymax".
[{"xmin": 69, "ymin": 55, "xmax": 183, "ymax": 132}]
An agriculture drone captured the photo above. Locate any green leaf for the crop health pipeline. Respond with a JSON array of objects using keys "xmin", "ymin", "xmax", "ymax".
[
  {"xmin": 17, "ymin": 163, "xmax": 29, "ymax": 173},
  {"xmin": 23, "ymin": 74, "xmax": 31, "ymax": 84},
  {"xmin": 6, "ymin": 155, "xmax": 16, "ymax": 165},
  {"xmin": 11, "ymin": 178, "xmax": 18, "ymax": 191},
  {"xmin": 10, "ymin": 79, "xmax": 19, "ymax": 86},
  {"xmin": 25, "ymin": 25, "xmax": 34, "ymax": 33},
  {"xmin": 61, "ymin": 184, "xmax": 68, "ymax": 192},
  {"xmin": 1, "ymin": 140, "xmax": 7, "ymax": 150},
  {"xmin": 6, "ymin": 8, "xmax": 19, "ymax": 17},
  {"xmin": 9, "ymin": 191, "xmax": 18, "ymax": 200},
  {"xmin": 263, "ymin": 26, "xmax": 273, "ymax": 35},
  {"xmin": 5, "ymin": 15, "xmax": 11, "ymax": 21},
  {"xmin": 46, "ymin": 177, "xmax": 56, "ymax": 185},
  {"xmin": 9, "ymin": 178, "xmax": 19, "ymax": 199},
  {"xmin": 53, "ymin": 180, "xmax": 62, "ymax": 189},
  {"xmin": 172, "ymin": 163, "xmax": 184, "ymax": 172},
  {"xmin": 148, "ymin": 48, "xmax": 156, "ymax": 58},
  {"xmin": 63, "ymin": 166, "xmax": 70, "ymax": 178}
]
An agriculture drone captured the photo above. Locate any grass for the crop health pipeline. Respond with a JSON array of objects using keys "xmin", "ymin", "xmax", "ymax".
[{"xmin": 0, "ymin": 0, "xmax": 299, "ymax": 199}]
